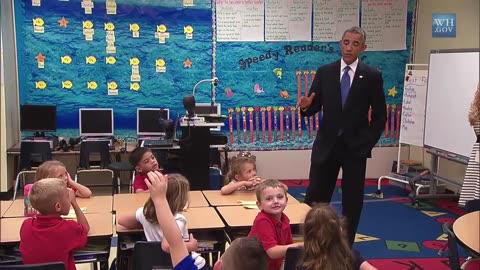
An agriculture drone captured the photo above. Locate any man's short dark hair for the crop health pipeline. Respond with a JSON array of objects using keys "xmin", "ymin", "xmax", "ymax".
[
  {"xmin": 129, "ymin": 147, "xmax": 152, "ymax": 166},
  {"xmin": 342, "ymin": 26, "xmax": 367, "ymax": 44}
]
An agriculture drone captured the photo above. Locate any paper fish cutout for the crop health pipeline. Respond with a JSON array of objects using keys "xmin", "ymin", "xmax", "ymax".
[
  {"xmin": 279, "ymin": 90, "xmax": 289, "ymax": 99},
  {"xmin": 86, "ymin": 56, "xmax": 96, "ymax": 64},
  {"xmin": 254, "ymin": 83, "xmax": 264, "ymax": 94},
  {"xmin": 273, "ymin": 68, "xmax": 282, "ymax": 79},
  {"xmin": 130, "ymin": 82, "xmax": 140, "ymax": 91},
  {"xmin": 107, "ymin": 81, "xmax": 117, "ymax": 90},
  {"xmin": 35, "ymin": 81, "xmax": 47, "ymax": 89},
  {"xmin": 61, "ymin": 55, "xmax": 72, "ymax": 64},
  {"xmin": 62, "ymin": 80, "xmax": 73, "ymax": 89},
  {"xmin": 87, "ymin": 81, "xmax": 97, "ymax": 90}
]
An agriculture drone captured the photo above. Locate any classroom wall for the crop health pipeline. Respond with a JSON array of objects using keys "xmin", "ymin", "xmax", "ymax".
[
  {"xmin": 410, "ymin": 0, "xmax": 480, "ymax": 190},
  {"xmin": 0, "ymin": 0, "xmax": 21, "ymax": 192},
  {"xmin": 3, "ymin": 1, "xmax": 478, "ymax": 192}
]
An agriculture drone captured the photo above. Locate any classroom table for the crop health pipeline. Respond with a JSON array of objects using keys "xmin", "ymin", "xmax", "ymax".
[
  {"xmin": 113, "ymin": 191, "xmax": 208, "ymax": 213},
  {"xmin": 202, "ymin": 190, "xmax": 300, "ymax": 206},
  {"xmin": 0, "ymin": 212, "xmax": 113, "ymax": 244},
  {"xmin": 216, "ymin": 203, "xmax": 310, "ymax": 241},
  {"xmin": 453, "ymin": 210, "xmax": 480, "ymax": 257},
  {"xmin": 1, "ymin": 201, "xmax": 13, "ymax": 217},
  {"xmin": 115, "ymin": 206, "xmax": 225, "ymax": 270},
  {"xmin": 2, "ymin": 196, "xmax": 113, "ymax": 218}
]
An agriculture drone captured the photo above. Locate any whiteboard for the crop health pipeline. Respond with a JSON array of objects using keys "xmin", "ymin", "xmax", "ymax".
[
  {"xmin": 399, "ymin": 67, "xmax": 428, "ymax": 146},
  {"xmin": 424, "ymin": 49, "xmax": 479, "ymax": 158}
]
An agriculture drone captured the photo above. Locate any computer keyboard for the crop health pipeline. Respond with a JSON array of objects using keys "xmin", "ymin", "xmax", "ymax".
[{"xmin": 140, "ymin": 138, "xmax": 174, "ymax": 148}]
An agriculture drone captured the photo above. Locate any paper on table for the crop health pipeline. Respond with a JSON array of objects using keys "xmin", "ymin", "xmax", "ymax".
[
  {"xmin": 62, "ymin": 207, "xmax": 87, "ymax": 219},
  {"xmin": 238, "ymin": 200, "xmax": 258, "ymax": 209}
]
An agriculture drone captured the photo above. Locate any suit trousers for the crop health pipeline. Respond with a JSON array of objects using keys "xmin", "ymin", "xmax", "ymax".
[{"xmin": 304, "ymin": 135, "xmax": 367, "ymax": 246}]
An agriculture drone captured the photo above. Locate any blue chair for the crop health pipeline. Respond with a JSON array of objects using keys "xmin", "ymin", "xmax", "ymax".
[{"xmin": 134, "ymin": 241, "xmax": 172, "ymax": 270}]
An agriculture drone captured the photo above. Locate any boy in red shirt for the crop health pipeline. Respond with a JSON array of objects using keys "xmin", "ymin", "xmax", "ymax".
[
  {"xmin": 129, "ymin": 147, "xmax": 160, "ymax": 193},
  {"xmin": 20, "ymin": 178, "xmax": 90, "ymax": 270},
  {"xmin": 248, "ymin": 179, "xmax": 302, "ymax": 270}
]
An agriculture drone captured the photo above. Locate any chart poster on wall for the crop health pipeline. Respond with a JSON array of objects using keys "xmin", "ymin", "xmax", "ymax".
[
  {"xmin": 399, "ymin": 68, "xmax": 428, "ymax": 147},
  {"xmin": 15, "ymin": 0, "xmax": 212, "ymax": 138}
]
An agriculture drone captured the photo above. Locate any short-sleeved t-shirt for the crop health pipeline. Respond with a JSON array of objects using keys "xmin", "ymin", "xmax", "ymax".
[
  {"xmin": 248, "ymin": 211, "xmax": 293, "ymax": 270},
  {"xmin": 20, "ymin": 215, "xmax": 88, "ymax": 270}
]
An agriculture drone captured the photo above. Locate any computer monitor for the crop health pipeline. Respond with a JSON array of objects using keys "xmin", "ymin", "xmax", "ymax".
[
  {"xmin": 79, "ymin": 108, "xmax": 114, "ymax": 137},
  {"xmin": 20, "ymin": 104, "xmax": 57, "ymax": 137},
  {"xmin": 195, "ymin": 103, "xmax": 221, "ymax": 131},
  {"xmin": 137, "ymin": 108, "xmax": 170, "ymax": 136}
]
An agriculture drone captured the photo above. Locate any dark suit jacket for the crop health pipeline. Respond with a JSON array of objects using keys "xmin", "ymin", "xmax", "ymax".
[{"xmin": 302, "ymin": 60, "xmax": 387, "ymax": 163}]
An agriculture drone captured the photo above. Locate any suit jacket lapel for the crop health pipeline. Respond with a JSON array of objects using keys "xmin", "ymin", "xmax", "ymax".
[{"xmin": 331, "ymin": 61, "xmax": 342, "ymax": 110}]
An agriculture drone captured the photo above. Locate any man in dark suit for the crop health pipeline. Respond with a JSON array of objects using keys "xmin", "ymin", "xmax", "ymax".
[{"xmin": 298, "ymin": 26, "xmax": 386, "ymax": 246}]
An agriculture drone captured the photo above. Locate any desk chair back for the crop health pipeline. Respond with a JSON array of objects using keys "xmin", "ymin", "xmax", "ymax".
[
  {"xmin": 14, "ymin": 141, "xmax": 52, "ymax": 199},
  {"xmin": 0, "ymin": 262, "xmax": 66, "ymax": 270},
  {"xmin": 443, "ymin": 222, "xmax": 461, "ymax": 270},
  {"xmin": 79, "ymin": 141, "xmax": 111, "ymax": 169},
  {"xmin": 76, "ymin": 141, "xmax": 115, "ymax": 194},
  {"xmin": 284, "ymin": 246, "xmax": 303, "ymax": 270},
  {"xmin": 19, "ymin": 141, "xmax": 52, "ymax": 171},
  {"xmin": 134, "ymin": 241, "xmax": 172, "ymax": 270}
]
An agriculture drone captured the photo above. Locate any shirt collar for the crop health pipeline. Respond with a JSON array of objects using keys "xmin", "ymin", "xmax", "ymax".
[
  {"xmin": 260, "ymin": 210, "xmax": 290, "ymax": 226},
  {"xmin": 33, "ymin": 215, "xmax": 64, "ymax": 226},
  {"xmin": 341, "ymin": 58, "xmax": 359, "ymax": 74}
]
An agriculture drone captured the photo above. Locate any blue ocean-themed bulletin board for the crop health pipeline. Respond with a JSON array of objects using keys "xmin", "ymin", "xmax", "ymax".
[{"xmin": 15, "ymin": 0, "xmax": 416, "ymax": 150}]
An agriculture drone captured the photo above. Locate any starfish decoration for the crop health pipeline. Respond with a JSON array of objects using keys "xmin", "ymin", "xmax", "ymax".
[
  {"xmin": 183, "ymin": 58, "xmax": 192, "ymax": 68},
  {"xmin": 35, "ymin": 53, "xmax": 46, "ymax": 63},
  {"xmin": 388, "ymin": 86, "xmax": 397, "ymax": 97},
  {"xmin": 58, "ymin": 17, "xmax": 69, "ymax": 28}
]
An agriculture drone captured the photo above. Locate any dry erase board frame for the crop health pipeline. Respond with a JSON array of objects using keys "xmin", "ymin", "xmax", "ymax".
[{"xmin": 424, "ymin": 48, "xmax": 479, "ymax": 159}]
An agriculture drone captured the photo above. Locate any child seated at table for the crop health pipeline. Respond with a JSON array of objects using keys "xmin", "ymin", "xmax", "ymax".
[
  {"xmin": 221, "ymin": 155, "xmax": 262, "ymax": 195},
  {"xmin": 129, "ymin": 147, "xmax": 161, "ymax": 193},
  {"xmin": 118, "ymin": 173, "xmax": 210, "ymax": 270},
  {"xmin": 26, "ymin": 160, "xmax": 92, "ymax": 198},
  {"xmin": 248, "ymin": 179, "xmax": 302, "ymax": 270},
  {"xmin": 19, "ymin": 178, "xmax": 90, "ymax": 270},
  {"xmin": 143, "ymin": 170, "xmax": 269, "ymax": 270},
  {"xmin": 298, "ymin": 204, "xmax": 377, "ymax": 270}
]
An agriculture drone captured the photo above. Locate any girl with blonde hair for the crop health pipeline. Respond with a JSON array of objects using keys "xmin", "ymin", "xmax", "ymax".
[
  {"xmin": 221, "ymin": 156, "xmax": 262, "ymax": 195},
  {"xmin": 30, "ymin": 160, "xmax": 92, "ymax": 198},
  {"xmin": 459, "ymin": 83, "xmax": 480, "ymax": 206}
]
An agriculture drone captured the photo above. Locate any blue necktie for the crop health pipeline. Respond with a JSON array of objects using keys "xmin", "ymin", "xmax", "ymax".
[{"xmin": 341, "ymin": 66, "xmax": 351, "ymax": 108}]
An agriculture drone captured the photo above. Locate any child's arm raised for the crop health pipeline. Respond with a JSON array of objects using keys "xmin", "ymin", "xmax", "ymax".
[
  {"xmin": 67, "ymin": 173, "xmax": 92, "ymax": 198},
  {"xmin": 145, "ymin": 171, "xmax": 189, "ymax": 266},
  {"xmin": 70, "ymin": 188, "xmax": 90, "ymax": 232}
]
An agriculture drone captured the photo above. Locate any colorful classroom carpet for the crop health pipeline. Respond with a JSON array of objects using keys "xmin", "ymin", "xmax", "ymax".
[{"xmin": 283, "ymin": 179, "xmax": 470, "ymax": 270}]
